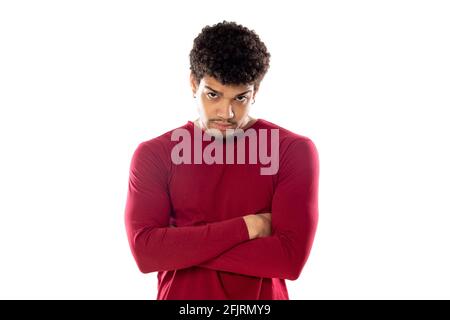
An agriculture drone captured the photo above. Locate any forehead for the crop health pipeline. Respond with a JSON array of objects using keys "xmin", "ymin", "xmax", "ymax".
[{"xmin": 201, "ymin": 75, "xmax": 253, "ymax": 92}]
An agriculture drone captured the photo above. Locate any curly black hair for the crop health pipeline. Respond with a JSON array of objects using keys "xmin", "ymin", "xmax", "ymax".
[{"xmin": 189, "ymin": 20, "xmax": 271, "ymax": 91}]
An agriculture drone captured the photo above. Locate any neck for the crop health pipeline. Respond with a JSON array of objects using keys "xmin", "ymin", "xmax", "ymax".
[{"xmin": 242, "ymin": 116, "xmax": 257, "ymax": 130}]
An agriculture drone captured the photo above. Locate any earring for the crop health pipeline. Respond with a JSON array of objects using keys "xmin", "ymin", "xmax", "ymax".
[{"xmin": 252, "ymin": 99, "xmax": 255, "ymax": 104}]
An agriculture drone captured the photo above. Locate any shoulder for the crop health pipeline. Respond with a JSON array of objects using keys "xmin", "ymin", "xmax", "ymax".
[
  {"xmin": 131, "ymin": 122, "xmax": 191, "ymax": 167},
  {"xmin": 135, "ymin": 122, "xmax": 191, "ymax": 154},
  {"xmin": 256, "ymin": 118, "xmax": 318, "ymax": 156},
  {"xmin": 257, "ymin": 119, "xmax": 319, "ymax": 182}
]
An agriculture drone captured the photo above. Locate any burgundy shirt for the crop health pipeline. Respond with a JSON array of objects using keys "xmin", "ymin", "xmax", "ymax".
[{"xmin": 125, "ymin": 119, "xmax": 319, "ymax": 299}]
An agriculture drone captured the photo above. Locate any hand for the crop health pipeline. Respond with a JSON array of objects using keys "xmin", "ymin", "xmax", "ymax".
[{"xmin": 243, "ymin": 213, "xmax": 272, "ymax": 240}]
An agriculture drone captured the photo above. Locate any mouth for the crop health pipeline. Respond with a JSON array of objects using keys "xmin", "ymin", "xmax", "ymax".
[{"xmin": 210, "ymin": 122, "xmax": 235, "ymax": 131}]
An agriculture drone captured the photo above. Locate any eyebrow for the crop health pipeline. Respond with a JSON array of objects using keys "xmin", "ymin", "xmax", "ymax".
[{"xmin": 204, "ymin": 85, "xmax": 252, "ymax": 96}]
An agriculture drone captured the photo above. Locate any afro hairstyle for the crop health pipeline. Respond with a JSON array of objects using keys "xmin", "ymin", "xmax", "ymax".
[{"xmin": 189, "ymin": 20, "xmax": 271, "ymax": 91}]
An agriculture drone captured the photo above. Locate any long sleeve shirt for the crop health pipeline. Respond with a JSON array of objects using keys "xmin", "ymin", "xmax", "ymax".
[{"xmin": 124, "ymin": 118, "xmax": 319, "ymax": 300}]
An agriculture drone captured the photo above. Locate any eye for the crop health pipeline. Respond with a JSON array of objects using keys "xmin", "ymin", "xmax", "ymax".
[
  {"xmin": 235, "ymin": 96, "xmax": 248, "ymax": 102},
  {"xmin": 207, "ymin": 92, "xmax": 218, "ymax": 99}
]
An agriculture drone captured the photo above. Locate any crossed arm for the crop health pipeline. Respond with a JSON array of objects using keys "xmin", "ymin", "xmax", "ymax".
[
  {"xmin": 197, "ymin": 139, "xmax": 319, "ymax": 280},
  {"xmin": 125, "ymin": 138, "xmax": 319, "ymax": 280}
]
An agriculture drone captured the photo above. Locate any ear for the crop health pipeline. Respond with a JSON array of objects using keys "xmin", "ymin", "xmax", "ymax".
[
  {"xmin": 252, "ymin": 86, "xmax": 259, "ymax": 100},
  {"xmin": 190, "ymin": 72, "xmax": 198, "ymax": 95}
]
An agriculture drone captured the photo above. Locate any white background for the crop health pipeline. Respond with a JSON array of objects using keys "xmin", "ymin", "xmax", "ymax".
[{"xmin": 1, "ymin": 0, "xmax": 449, "ymax": 299}]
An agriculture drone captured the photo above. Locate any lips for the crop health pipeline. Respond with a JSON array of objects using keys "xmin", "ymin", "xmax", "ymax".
[{"xmin": 211, "ymin": 122, "xmax": 234, "ymax": 130}]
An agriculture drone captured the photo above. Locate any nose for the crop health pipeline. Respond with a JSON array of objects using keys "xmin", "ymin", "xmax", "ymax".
[{"xmin": 216, "ymin": 102, "xmax": 234, "ymax": 120}]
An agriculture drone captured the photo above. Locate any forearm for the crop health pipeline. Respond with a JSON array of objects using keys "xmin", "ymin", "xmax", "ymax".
[
  {"xmin": 198, "ymin": 217, "xmax": 317, "ymax": 280},
  {"xmin": 126, "ymin": 215, "xmax": 250, "ymax": 273}
]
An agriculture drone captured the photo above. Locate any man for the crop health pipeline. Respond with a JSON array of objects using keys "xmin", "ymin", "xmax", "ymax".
[{"xmin": 124, "ymin": 20, "xmax": 319, "ymax": 300}]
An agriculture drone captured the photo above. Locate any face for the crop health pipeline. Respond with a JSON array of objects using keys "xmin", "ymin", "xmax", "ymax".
[{"xmin": 190, "ymin": 73, "xmax": 257, "ymax": 138}]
